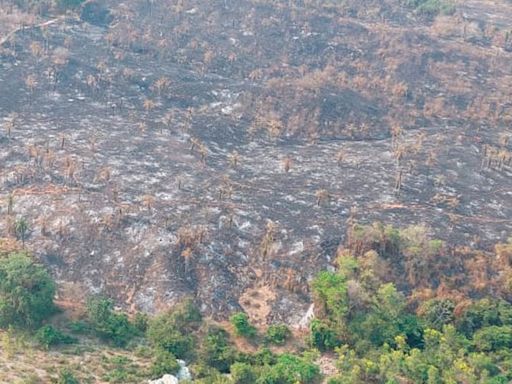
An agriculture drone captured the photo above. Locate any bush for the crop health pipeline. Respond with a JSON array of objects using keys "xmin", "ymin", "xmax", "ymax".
[
  {"xmin": 309, "ymin": 319, "xmax": 341, "ymax": 351},
  {"xmin": 230, "ymin": 362, "xmax": 257, "ymax": 384},
  {"xmin": 57, "ymin": 368, "xmax": 80, "ymax": 384},
  {"xmin": 35, "ymin": 325, "xmax": 77, "ymax": 349},
  {"xmin": 147, "ymin": 299, "xmax": 202, "ymax": 360},
  {"xmin": 150, "ymin": 348, "xmax": 180, "ymax": 378},
  {"xmin": 200, "ymin": 326, "xmax": 236, "ymax": 372},
  {"xmin": 86, "ymin": 296, "xmax": 138, "ymax": 347},
  {"xmin": 404, "ymin": 0, "xmax": 455, "ymax": 17},
  {"xmin": 0, "ymin": 253, "xmax": 56, "ymax": 329},
  {"xmin": 258, "ymin": 353, "xmax": 320, "ymax": 384},
  {"xmin": 230, "ymin": 312, "xmax": 256, "ymax": 338},
  {"xmin": 55, "ymin": 0, "xmax": 85, "ymax": 10},
  {"xmin": 265, "ymin": 324, "xmax": 291, "ymax": 345}
]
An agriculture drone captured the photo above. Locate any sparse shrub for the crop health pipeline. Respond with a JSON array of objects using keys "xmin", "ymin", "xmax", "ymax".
[
  {"xmin": 55, "ymin": 0, "xmax": 86, "ymax": 10},
  {"xmin": 0, "ymin": 253, "xmax": 56, "ymax": 329},
  {"xmin": 404, "ymin": 0, "xmax": 455, "ymax": 16},
  {"xmin": 265, "ymin": 324, "xmax": 291, "ymax": 345},
  {"xmin": 35, "ymin": 325, "xmax": 77, "ymax": 349},
  {"xmin": 133, "ymin": 312, "xmax": 149, "ymax": 333},
  {"xmin": 230, "ymin": 312, "xmax": 256, "ymax": 338},
  {"xmin": 57, "ymin": 368, "xmax": 79, "ymax": 384}
]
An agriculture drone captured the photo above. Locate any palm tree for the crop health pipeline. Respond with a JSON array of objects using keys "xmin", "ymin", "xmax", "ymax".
[
  {"xmin": 14, "ymin": 218, "xmax": 29, "ymax": 246},
  {"xmin": 7, "ymin": 194, "xmax": 14, "ymax": 215}
]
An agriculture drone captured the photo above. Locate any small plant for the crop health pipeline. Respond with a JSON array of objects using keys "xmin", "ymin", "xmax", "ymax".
[
  {"xmin": 35, "ymin": 325, "xmax": 77, "ymax": 349},
  {"xmin": 266, "ymin": 324, "xmax": 291, "ymax": 345},
  {"xmin": 57, "ymin": 368, "xmax": 79, "ymax": 384},
  {"xmin": 230, "ymin": 312, "xmax": 257, "ymax": 338}
]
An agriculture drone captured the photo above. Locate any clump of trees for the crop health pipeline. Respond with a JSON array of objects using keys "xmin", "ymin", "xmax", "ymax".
[
  {"xmin": 0, "ymin": 252, "xmax": 56, "ymax": 329},
  {"xmin": 309, "ymin": 223, "xmax": 512, "ymax": 383}
]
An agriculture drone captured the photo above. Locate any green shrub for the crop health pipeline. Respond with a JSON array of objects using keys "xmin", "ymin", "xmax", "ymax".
[
  {"xmin": 404, "ymin": 0, "xmax": 455, "ymax": 16},
  {"xmin": 258, "ymin": 353, "xmax": 320, "ymax": 384},
  {"xmin": 35, "ymin": 325, "xmax": 77, "ymax": 349},
  {"xmin": 133, "ymin": 312, "xmax": 149, "ymax": 333},
  {"xmin": 57, "ymin": 368, "xmax": 79, "ymax": 384},
  {"xmin": 86, "ymin": 296, "xmax": 138, "ymax": 347},
  {"xmin": 200, "ymin": 326, "xmax": 236, "ymax": 372},
  {"xmin": 230, "ymin": 362, "xmax": 257, "ymax": 384},
  {"xmin": 0, "ymin": 253, "xmax": 56, "ymax": 329},
  {"xmin": 55, "ymin": 0, "xmax": 85, "ymax": 10},
  {"xmin": 265, "ymin": 324, "xmax": 291, "ymax": 345},
  {"xmin": 150, "ymin": 348, "xmax": 180, "ymax": 378},
  {"xmin": 473, "ymin": 326, "xmax": 512, "ymax": 352},
  {"xmin": 147, "ymin": 299, "xmax": 202, "ymax": 360},
  {"xmin": 230, "ymin": 312, "xmax": 256, "ymax": 338},
  {"xmin": 309, "ymin": 319, "xmax": 341, "ymax": 351}
]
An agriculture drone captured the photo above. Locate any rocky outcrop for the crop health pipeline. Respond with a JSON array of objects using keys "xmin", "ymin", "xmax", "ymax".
[{"xmin": 148, "ymin": 374, "xmax": 179, "ymax": 384}]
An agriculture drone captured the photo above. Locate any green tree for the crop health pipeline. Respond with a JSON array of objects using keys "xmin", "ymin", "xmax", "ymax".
[
  {"xmin": 230, "ymin": 312, "xmax": 257, "ymax": 338},
  {"xmin": 311, "ymin": 271, "xmax": 348, "ymax": 320},
  {"xmin": 14, "ymin": 218, "xmax": 29, "ymax": 246},
  {"xmin": 0, "ymin": 253, "xmax": 56, "ymax": 329},
  {"xmin": 147, "ymin": 299, "xmax": 202, "ymax": 360},
  {"xmin": 200, "ymin": 326, "xmax": 236, "ymax": 372}
]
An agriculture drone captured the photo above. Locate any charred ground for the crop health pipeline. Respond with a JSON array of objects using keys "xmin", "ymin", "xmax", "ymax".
[{"xmin": 0, "ymin": 0, "xmax": 511, "ymax": 324}]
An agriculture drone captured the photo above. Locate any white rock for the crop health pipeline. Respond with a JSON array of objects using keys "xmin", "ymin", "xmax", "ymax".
[
  {"xmin": 177, "ymin": 360, "xmax": 192, "ymax": 381},
  {"xmin": 148, "ymin": 374, "xmax": 179, "ymax": 384}
]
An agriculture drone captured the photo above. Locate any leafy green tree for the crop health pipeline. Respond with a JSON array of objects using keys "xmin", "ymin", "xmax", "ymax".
[
  {"xmin": 311, "ymin": 271, "xmax": 348, "ymax": 320},
  {"xmin": 473, "ymin": 326, "xmax": 512, "ymax": 352},
  {"xmin": 0, "ymin": 253, "xmax": 56, "ymax": 329}
]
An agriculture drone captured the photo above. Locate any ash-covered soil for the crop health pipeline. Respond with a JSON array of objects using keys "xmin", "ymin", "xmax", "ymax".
[{"xmin": 0, "ymin": 0, "xmax": 511, "ymax": 324}]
